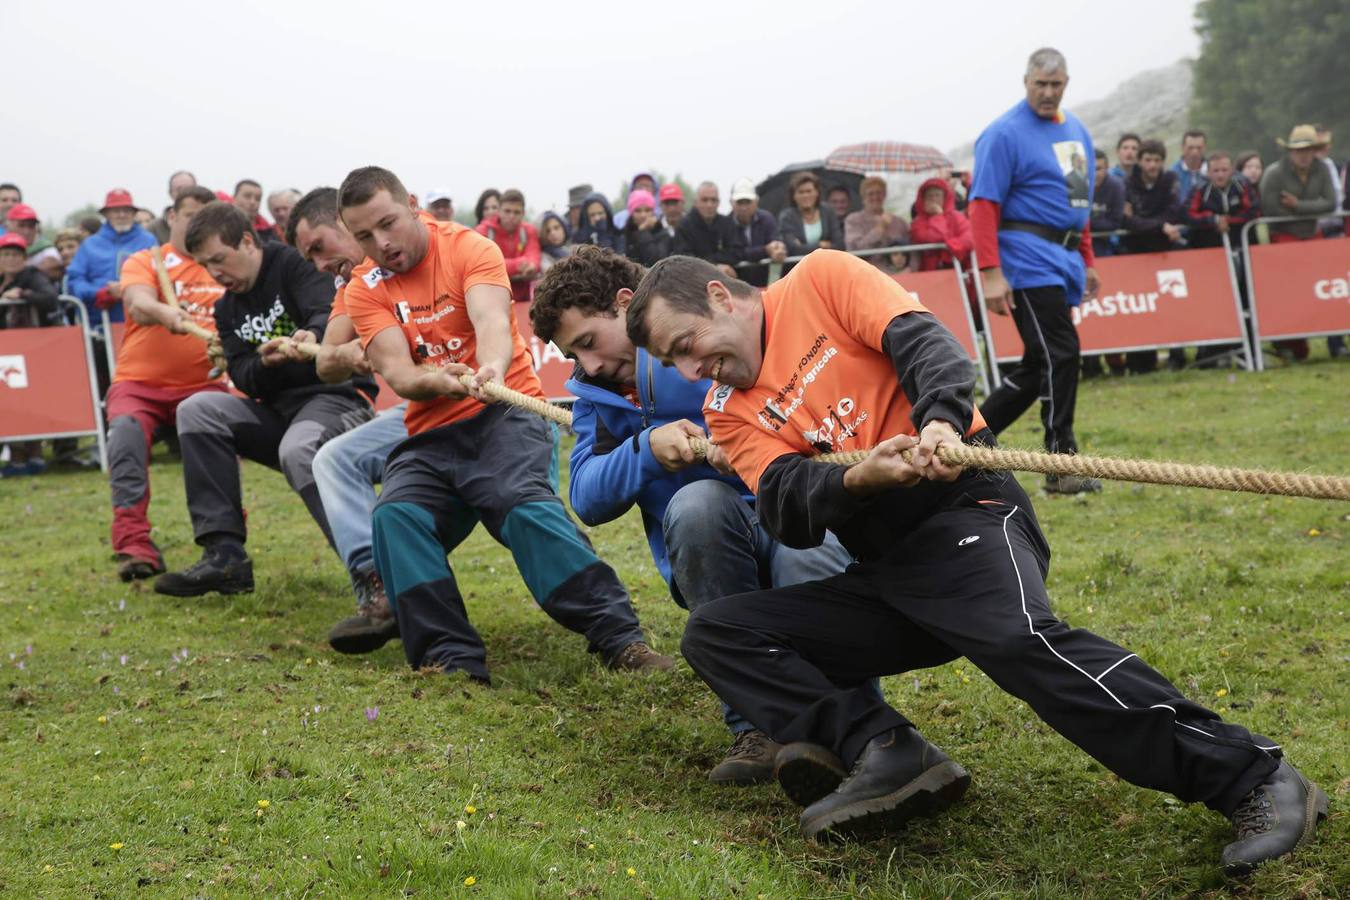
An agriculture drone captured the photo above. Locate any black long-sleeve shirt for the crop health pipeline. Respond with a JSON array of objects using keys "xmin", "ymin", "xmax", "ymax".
[
  {"xmin": 214, "ymin": 242, "xmax": 376, "ymax": 410},
  {"xmin": 673, "ymin": 212, "xmax": 738, "ymax": 266},
  {"xmin": 755, "ymin": 312, "xmax": 1000, "ymax": 561}
]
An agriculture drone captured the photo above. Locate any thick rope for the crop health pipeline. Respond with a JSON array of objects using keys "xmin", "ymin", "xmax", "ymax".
[{"xmin": 273, "ymin": 340, "xmax": 1350, "ymax": 502}]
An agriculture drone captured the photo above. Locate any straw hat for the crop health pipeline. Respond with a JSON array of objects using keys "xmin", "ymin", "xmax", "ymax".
[{"xmin": 1276, "ymin": 124, "xmax": 1328, "ymax": 149}]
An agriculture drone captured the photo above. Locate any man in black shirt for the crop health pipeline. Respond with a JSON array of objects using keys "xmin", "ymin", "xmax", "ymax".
[
  {"xmin": 155, "ymin": 202, "xmax": 376, "ymax": 596},
  {"xmin": 672, "ymin": 182, "xmax": 739, "ymax": 277}
]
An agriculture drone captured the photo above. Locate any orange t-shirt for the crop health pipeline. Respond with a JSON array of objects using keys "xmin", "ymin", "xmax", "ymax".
[
  {"xmin": 329, "ymin": 279, "xmax": 348, "ymax": 319},
  {"xmin": 704, "ymin": 249, "xmax": 987, "ymax": 491},
  {"xmin": 344, "ymin": 220, "xmax": 542, "ymax": 435},
  {"xmin": 116, "ymin": 248, "xmax": 225, "ymax": 389}
]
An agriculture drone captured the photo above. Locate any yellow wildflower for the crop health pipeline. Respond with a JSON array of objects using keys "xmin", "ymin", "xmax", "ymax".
[
  {"xmin": 626, "ymin": 867, "xmax": 637, "ymax": 877},
  {"xmin": 1216, "ymin": 688, "xmax": 1228, "ymax": 698},
  {"xmin": 465, "ymin": 804, "xmax": 476, "ymax": 815},
  {"xmin": 109, "ymin": 842, "xmax": 124, "ymax": 850},
  {"xmin": 464, "ymin": 876, "xmax": 477, "ymax": 886},
  {"xmin": 257, "ymin": 799, "xmax": 270, "ymax": 810},
  {"xmin": 97, "ymin": 716, "xmax": 108, "ymax": 724}
]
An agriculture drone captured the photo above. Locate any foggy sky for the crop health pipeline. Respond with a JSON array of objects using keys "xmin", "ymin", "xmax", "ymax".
[{"xmin": 10, "ymin": 0, "xmax": 1198, "ymax": 224}]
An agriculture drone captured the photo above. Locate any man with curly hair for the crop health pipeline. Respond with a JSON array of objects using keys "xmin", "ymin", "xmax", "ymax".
[{"xmin": 531, "ymin": 246, "xmax": 857, "ymax": 787}]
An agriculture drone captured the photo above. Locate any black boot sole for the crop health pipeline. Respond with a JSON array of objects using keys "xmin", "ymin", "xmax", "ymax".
[
  {"xmin": 153, "ymin": 577, "xmax": 254, "ymax": 597},
  {"xmin": 328, "ymin": 617, "xmax": 400, "ymax": 655},
  {"xmin": 776, "ymin": 743, "xmax": 848, "ymax": 806},
  {"xmin": 801, "ymin": 759, "xmax": 970, "ymax": 842}
]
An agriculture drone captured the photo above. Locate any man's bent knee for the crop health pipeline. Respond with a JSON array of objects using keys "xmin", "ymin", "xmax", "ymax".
[{"xmin": 175, "ymin": 391, "xmax": 235, "ymax": 436}]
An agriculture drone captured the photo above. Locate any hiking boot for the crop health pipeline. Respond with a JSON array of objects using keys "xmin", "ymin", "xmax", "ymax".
[
  {"xmin": 708, "ymin": 730, "xmax": 781, "ymax": 786},
  {"xmin": 1221, "ymin": 760, "xmax": 1328, "ymax": 876},
  {"xmin": 800, "ymin": 726, "xmax": 969, "ymax": 842},
  {"xmin": 154, "ymin": 549, "xmax": 254, "ymax": 597},
  {"xmin": 328, "ymin": 570, "xmax": 400, "ymax": 654},
  {"xmin": 116, "ymin": 553, "xmax": 165, "ymax": 582},
  {"xmin": 607, "ymin": 640, "xmax": 674, "ymax": 673},
  {"xmin": 1044, "ymin": 473, "xmax": 1103, "ymax": 495},
  {"xmin": 776, "ymin": 742, "xmax": 849, "ymax": 806}
]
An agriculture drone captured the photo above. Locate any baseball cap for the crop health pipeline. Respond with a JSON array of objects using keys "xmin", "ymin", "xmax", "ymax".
[
  {"xmin": 0, "ymin": 232, "xmax": 28, "ymax": 251},
  {"xmin": 729, "ymin": 178, "xmax": 757, "ymax": 202},
  {"xmin": 214, "ymin": 190, "xmax": 234, "ymax": 203},
  {"xmin": 101, "ymin": 189, "xmax": 136, "ymax": 211},
  {"xmin": 658, "ymin": 183, "xmax": 684, "ymax": 203},
  {"xmin": 6, "ymin": 203, "xmax": 38, "ymax": 222},
  {"xmin": 425, "ymin": 189, "xmax": 453, "ymax": 205}
]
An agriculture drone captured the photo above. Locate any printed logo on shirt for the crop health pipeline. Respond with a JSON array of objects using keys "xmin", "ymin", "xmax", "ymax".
[
  {"xmin": 394, "ymin": 300, "xmax": 412, "ymax": 324},
  {"xmin": 1053, "ymin": 140, "xmax": 1091, "ymax": 209},
  {"xmin": 1156, "ymin": 270, "xmax": 1188, "ymax": 298},
  {"xmin": 958, "ymin": 535, "xmax": 980, "ymax": 546},
  {"xmin": 162, "ymin": 251, "xmax": 183, "ymax": 267},
  {"xmin": 362, "ymin": 267, "xmax": 392, "ymax": 288},
  {"xmin": 708, "ymin": 383, "xmax": 733, "ymax": 412},
  {"xmin": 0, "ymin": 354, "xmax": 29, "ymax": 389},
  {"xmin": 235, "ymin": 295, "xmax": 298, "ymax": 345}
]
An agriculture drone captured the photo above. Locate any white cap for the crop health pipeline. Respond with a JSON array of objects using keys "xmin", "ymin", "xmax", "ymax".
[
  {"xmin": 425, "ymin": 189, "xmax": 452, "ymax": 205},
  {"xmin": 729, "ymin": 177, "xmax": 758, "ymax": 202}
]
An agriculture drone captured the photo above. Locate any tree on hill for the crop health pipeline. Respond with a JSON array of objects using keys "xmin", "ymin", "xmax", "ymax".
[{"xmin": 1191, "ymin": 0, "xmax": 1350, "ymax": 161}]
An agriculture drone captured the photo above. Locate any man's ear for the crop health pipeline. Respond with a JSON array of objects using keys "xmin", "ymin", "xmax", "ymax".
[
  {"xmin": 615, "ymin": 287, "xmax": 634, "ymax": 311},
  {"xmin": 707, "ymin": 280, "xmax": 734, "ymax": 312}
]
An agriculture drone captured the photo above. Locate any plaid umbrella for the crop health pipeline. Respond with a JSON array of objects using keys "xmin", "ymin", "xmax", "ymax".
[{"xmin": 825, "ymin": 141, "xmax": 952, "ymax": 175}]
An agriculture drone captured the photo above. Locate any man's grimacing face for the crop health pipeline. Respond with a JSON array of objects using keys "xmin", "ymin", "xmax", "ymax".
[{"xmin": 641, "ymin": 287, "xmax": 762, "ymax": 389}]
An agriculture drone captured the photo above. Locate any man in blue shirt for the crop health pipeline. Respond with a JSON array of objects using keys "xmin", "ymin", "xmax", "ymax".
[
  {"xmin": 969, "ymin": 47, "xmax": 1101, "ymax": 494},
  {"xmin": 66, "ymin": 189, "xmax": 160, "ymax": 329},
  {"xmin": 529, "ymin": 245, "xmax": 857, "ymax": 789},
  {"xmin": 1172, "ymin": 130, "xmax": 1210, "ymax": 200}
]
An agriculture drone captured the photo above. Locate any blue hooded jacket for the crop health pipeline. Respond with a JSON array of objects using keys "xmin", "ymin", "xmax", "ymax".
[
  {"xmin": 566, "ymin": 348, "xmax": 750, "ymax": 589},
  {"xmin": 572, "ymin": 192, "xmax": 625, "ymax": 254},
  {"xmin": 66, "ymin": 221, "xmax": 159, "ymax": 324}
]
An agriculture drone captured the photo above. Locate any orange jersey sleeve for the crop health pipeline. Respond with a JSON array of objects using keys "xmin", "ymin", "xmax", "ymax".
[{"xmin": 800, "ymin": 249, "xmax": 928, "ymax": 350}]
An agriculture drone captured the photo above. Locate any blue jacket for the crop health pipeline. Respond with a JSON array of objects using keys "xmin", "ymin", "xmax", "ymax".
[
  {"xmin": 566, "ymin": 348, "xmax": 750, "ymax": 587},
  {"xmin": 66, "ymin": 222, "xmax": 159, "ymax": 323}
]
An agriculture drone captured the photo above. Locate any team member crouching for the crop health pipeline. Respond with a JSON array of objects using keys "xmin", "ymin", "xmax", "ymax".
[
  {"xmin": 109, "ymin": 186, "xmax": 228, "ymax": 580},
  {"xmin": 338, "ymin": 166, "xmax": 670, "ymax": 680},
  {"xmin": 625, "ymin": 250, "xmax": 1326, "ymax": 872},
  {"xmin": 155, "ymin": 203, "xmax": 377, "ymax": 596},
  {"xmin": 531, "ymin": 246, "xmax": 861, "ymax": 784},
  {"xmin": 289, "ymin": 186, "xmax": 410, "ymax": 653}
]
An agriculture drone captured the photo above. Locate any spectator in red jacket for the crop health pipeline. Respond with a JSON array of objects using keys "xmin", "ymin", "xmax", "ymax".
[
  {"xmin": 475, "ymin": 188, "xmax": 540, "ymax": 302},
  {"xmin": 908, "ymin": 177, "xmax": 973, "ymax": 271},
  {"xmin": 1185, "ymin": 151, "xmax": 1255, "ymax": 250}
]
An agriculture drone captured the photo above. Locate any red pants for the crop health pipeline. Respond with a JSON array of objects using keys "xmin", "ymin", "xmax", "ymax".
[{"xmin": 106, "ymin": 379, "xmax": 227, "ymax": 560}]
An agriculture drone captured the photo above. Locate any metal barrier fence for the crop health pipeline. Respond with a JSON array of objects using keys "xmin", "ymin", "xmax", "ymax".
[
  {"xmin": 1240, "ymin": 214, "xmax": 1349, "ymax": 370},
  {"xmin": 0, "ymin": 296, "xmax": 108, "ymax": 471}
]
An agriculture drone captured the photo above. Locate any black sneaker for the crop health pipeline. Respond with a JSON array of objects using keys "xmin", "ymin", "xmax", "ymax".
[
  {"xmin": 708, "ymin": 730, "xmax": 782, "ymax": 786},
  {"xmin": 154, "ymin": 550, "xmax": 254, "ymax": 597},
  {"xmin": 800, "ymin": 726, "xmax": 969, "ymax": 842},
  {"xmin": 329, "ymin": 570, "xmax": 399, "ymax": 654},
  {"xmin": 1221, "ymin": 760, "xmax": 1329, "ymax": 876},
  {"xmin": 775, "ymin": 742, "xmax": 848, "ymax": 806}
]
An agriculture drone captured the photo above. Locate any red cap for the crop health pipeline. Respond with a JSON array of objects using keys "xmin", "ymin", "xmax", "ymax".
[
  {"xmin": 215, "ymin": 190, "xmax": 234, "ymax": 203},
  {"xmin": 0, "ymin": 232, "xmax": 28, "ymax": 251},
  {"xmin": 101, "ymin": 189, "xmax": 135, "ymax": 211},
  {"xmin": 658, "ymin": 183, "xmax": 684, "ymax": 203},
  {"xmin": 6, "ymin": 203, "xmax": 38, "ymax": 222}
]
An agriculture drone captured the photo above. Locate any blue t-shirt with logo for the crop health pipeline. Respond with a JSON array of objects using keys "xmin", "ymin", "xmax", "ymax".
[{"xmin": 970, "ymin": 101, "xmax": 1094, "ymax": 304}]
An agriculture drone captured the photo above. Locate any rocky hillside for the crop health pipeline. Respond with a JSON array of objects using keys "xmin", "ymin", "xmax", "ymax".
[{"xmin": 948, "ymin": 59, "xmax": 1194, "ymax": 167}]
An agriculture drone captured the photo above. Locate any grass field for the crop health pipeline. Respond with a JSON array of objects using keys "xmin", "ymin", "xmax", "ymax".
[{"xmin": 1, "ymin": 355, "xmax": 1346, "ymax": 898}]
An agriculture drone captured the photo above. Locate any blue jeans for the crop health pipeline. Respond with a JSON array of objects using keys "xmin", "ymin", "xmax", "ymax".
[
  {"xmin": 311, "ymin": 403, "xmax": 408, "ymax": 584},
  {"xmin": 663, "ymin": 479, "xmax": 869, "ymax": 734}
]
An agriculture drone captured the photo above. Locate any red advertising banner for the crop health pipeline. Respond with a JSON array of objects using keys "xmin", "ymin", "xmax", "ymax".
[
  {"xmin": 1248, "ymin": 238, "xmax": 1350, "ymax": 340},
  {"xmin": 986, "ymin": 247, "xmax": 1244, "ymax": 361},
  {"xmin": 514, "ymin": 301, "xmax": 574, "ymax": 400},
  {"xmin": 893, "ymin": 269, "xmax": 980, "ymax": 362},
  {"xmin": 0, "ymin": 326, "xmax": 99, "ymax": 438}
]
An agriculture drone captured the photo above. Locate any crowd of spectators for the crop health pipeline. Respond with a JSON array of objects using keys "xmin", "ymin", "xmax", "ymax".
[{"xmin": 2, "ymin": 119, "xmax": 1347, "ymax": 476}]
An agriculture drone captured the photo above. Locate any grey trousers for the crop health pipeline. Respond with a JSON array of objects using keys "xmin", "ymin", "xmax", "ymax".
[{"xmin": 176, "ymin": 390, "xmax": 372, "ymax": 548}]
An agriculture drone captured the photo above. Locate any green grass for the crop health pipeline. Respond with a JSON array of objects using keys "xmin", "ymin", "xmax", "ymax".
[{"xmin": 2, "ymin": 356, "xmax": 1347, "ymax": 898}]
